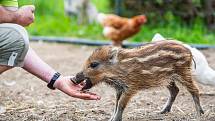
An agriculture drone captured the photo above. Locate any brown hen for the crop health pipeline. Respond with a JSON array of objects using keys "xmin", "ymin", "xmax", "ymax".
[{"xmin": 97, "ymin": 13, "xmax": 147, "ymax": 47}]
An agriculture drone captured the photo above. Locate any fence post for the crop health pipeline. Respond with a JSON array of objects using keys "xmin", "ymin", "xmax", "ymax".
[{"xmin": 115, "ymin": 0, "xmax": 122, "ymax": 15}]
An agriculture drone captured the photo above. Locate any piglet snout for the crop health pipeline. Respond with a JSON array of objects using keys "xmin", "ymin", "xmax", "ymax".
[
  {"xmin": 71, "ymin": 72, "xmax": 86, "ymax": 84},
  {"xmin": 71, "ymin": 72, "xmax": 93, "ymax": 90},
  {"xmin": 82, "ymin": 78, "xmax": 93, "ymax": 90}
]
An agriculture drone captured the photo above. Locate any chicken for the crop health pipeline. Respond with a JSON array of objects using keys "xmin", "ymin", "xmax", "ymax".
[
  {"xmin": 152, "ymin": 33, "xmax": 215, "ymax": 86},
  {"xmin": 97, "ymin": 13, "xmax": 147, "ymax": 47}
]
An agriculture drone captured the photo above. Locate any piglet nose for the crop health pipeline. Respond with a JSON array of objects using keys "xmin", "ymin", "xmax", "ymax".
[{"xmin": 71, "ymin": 72, "xmax": 86, "ymax": 84}]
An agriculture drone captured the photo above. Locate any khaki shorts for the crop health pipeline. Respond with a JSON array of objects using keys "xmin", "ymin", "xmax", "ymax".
[{"xmin": 0, "ymin": 23, "xmax": 29, "ymax": 67}]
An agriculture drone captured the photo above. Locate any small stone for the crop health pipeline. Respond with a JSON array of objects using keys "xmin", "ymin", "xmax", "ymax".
[
  {"xmin": 3, "ymin": 80, "xmax": 16, "ymax": 86},
  {"xmin": 37, "ymin": 100, "xmax": 44, "ymax": 105},
  {"xmin": 0, "ymin": 106, "xmax": 6, "ymax": 114}
]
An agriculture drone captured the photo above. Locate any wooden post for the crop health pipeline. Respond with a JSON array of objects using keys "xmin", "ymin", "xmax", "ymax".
[{"xmin": 115, "ymin": 0, "xmax": 122, "ymax": 15}]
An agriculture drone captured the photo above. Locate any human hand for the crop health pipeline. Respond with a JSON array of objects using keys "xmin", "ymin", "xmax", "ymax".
[
  {"xmin": 54, "ymin": 76, "xmax": 101, "ymax": 100},
  {"xmin": 15, "ymin": 5, "xmax": 35, "ymax": 26}
]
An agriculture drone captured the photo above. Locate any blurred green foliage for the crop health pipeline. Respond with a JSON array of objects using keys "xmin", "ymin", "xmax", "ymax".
[
  {"xmin": 18, "ymin": 0, "xmax": 104, "ymax": 40},
  {"xmin": 18, "ymin": 0, "xmax": 215, "ymax": 44}
]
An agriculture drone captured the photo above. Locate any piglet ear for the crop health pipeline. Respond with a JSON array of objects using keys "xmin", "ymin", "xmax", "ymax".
[{"xmin": 109, "ymin": 47, "xmax": 119, "ymax": 64}]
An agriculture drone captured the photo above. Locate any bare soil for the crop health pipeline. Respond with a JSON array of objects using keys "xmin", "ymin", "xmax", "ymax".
[{"xmin": 0, "ymin": 42, "xmax": 215, "ymax": 121}]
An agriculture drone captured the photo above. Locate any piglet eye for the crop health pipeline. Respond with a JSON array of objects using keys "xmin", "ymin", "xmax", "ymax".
[{"xmin": 90, "ymin": 62, "xmax": 100, "ymax": 68}]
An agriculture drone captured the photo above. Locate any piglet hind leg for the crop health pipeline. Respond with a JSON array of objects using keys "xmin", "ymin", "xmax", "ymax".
[
  {"xmin": 160, "ymin": 81, "xmax": 179, "ymax": 114},
  {"xmin": 175, "ymin": 71, "xmax": 204, "ymax": 116},
  {"xmin": 185, "ymin": 81, "xmax": 204, "ymax": 116}
]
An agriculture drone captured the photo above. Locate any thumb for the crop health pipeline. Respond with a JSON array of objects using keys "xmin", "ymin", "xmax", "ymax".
[{"xmin": 27, "ymin": 5, "xmax": 35, "ymax": 13}]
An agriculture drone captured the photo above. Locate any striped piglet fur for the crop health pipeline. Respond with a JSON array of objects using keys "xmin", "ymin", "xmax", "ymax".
[{"xmin": 74, "ymin": 40, "xmax": 204, "ymax": 121}]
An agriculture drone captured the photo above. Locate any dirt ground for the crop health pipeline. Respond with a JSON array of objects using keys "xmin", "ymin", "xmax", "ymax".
[{"xmin": 0, "ymin": 42, "xmax": 215, "ymax": 121}]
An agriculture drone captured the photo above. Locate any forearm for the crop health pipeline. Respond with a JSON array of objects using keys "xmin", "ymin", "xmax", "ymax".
[
  {"xmin": 0, "ymin": 6, "xmax": 19, "ymax": 24},
  {"xmin": 22, "ymin": 47, "xmax": 57, "ymax": 83}
]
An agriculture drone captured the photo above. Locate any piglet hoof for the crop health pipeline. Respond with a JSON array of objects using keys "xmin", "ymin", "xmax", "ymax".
[
  {"xmin": 109, "ymin": 119, "xmax": 122, "ymax": 121},
  {"xmin": 159, "ymin": 108, "xmax": 171, "ymax": 114},
  {"xmin": 109, "ymin": 116, "xmax": 122, "ymax": 121},
  {"xmin": 199, "ymin": 109, "xmax": 204, "ymax": 116},
  {"xmin": 200, "ymin": 110, "xmax": 204, "ymax": 115}
]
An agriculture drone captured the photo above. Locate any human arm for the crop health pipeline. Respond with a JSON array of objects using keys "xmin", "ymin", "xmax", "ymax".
[
  {"xmin": 22, "ymin": 47, "xmax": 101, "ymax": 100},
  {"xmin": 0, "ymin": 5, "xmax": 18, "ymax": 23},
  {"xmin": 0, "ymin": 5, "xmax": 35, "ymax": 26}
]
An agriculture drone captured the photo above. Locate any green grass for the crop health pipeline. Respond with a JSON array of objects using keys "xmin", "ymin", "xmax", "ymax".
[
  {"xmin": 19, "ymin": 0, "xmax": 105, "ymax": 39},
  {"xmin": 132, "ymin": 19, "xmax": 215, "ymax": 44},
  {"xmin": 18, "ymin": 0, "xmax": 215, "ymax": 45}
]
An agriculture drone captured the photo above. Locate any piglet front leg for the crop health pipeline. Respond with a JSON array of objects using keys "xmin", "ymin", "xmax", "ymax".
[
  {"xmin": 109, "ymin": 91, "xmax": 123, "ymax": 121},
  {"xmin": 110, "ymin": 91, "xmax": 133, "ymax": 121}
]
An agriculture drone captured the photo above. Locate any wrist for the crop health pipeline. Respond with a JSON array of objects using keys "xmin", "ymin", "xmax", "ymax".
[
  {"xmin": 0, "ymin": 6, "xmax": 18, "ymax": 23},
  {"xmin": 53, "ymin": 75, "xmax": 63, "ymax": 89},
  {"xmin": 13, "ymin": 10, "xmax": 21, "ymax": 24},
  {"xmin": 47, "ymin": 72, "xmax": 61, "ymax": 90}
]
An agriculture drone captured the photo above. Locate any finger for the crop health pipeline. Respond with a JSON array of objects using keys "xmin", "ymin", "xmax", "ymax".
[
  {"xmin": 78, "ymin": 84, "xmax": 84, "ymax": 89},
  {"xmin": 75, "ymin": 84, "xmax": 84, "ymax": 89},
  {"xmin": 32, "ymin": 14, "xmax": 35, "ymax": 22},
  {"xmin": 72, "ymin": 92, "xmax": 101, "ymax": 100},
  {"xmin": 28, "ymin": 16, "xmax": 34, "ymax": 24},
  {"xmin": 81, "ymin": 91, "xmax": 97, "ymax": 96},
  {"xmin": 28, "ymin": 5, "xmax": 35, "ymax": 13},
  {"xmin": 64, "ymin": 89, "xmax": 99, "ymax": 100}
]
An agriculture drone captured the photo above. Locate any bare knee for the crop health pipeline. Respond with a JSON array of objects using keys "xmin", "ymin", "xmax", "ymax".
[{"xmin": 0, "ymin": 23, "xmax": 29, "ymax": 67}]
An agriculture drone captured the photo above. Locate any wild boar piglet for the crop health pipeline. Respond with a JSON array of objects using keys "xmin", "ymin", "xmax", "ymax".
[{"xmin": 73, "ymin": 40, "xmax": 204, "ymax": 121}]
